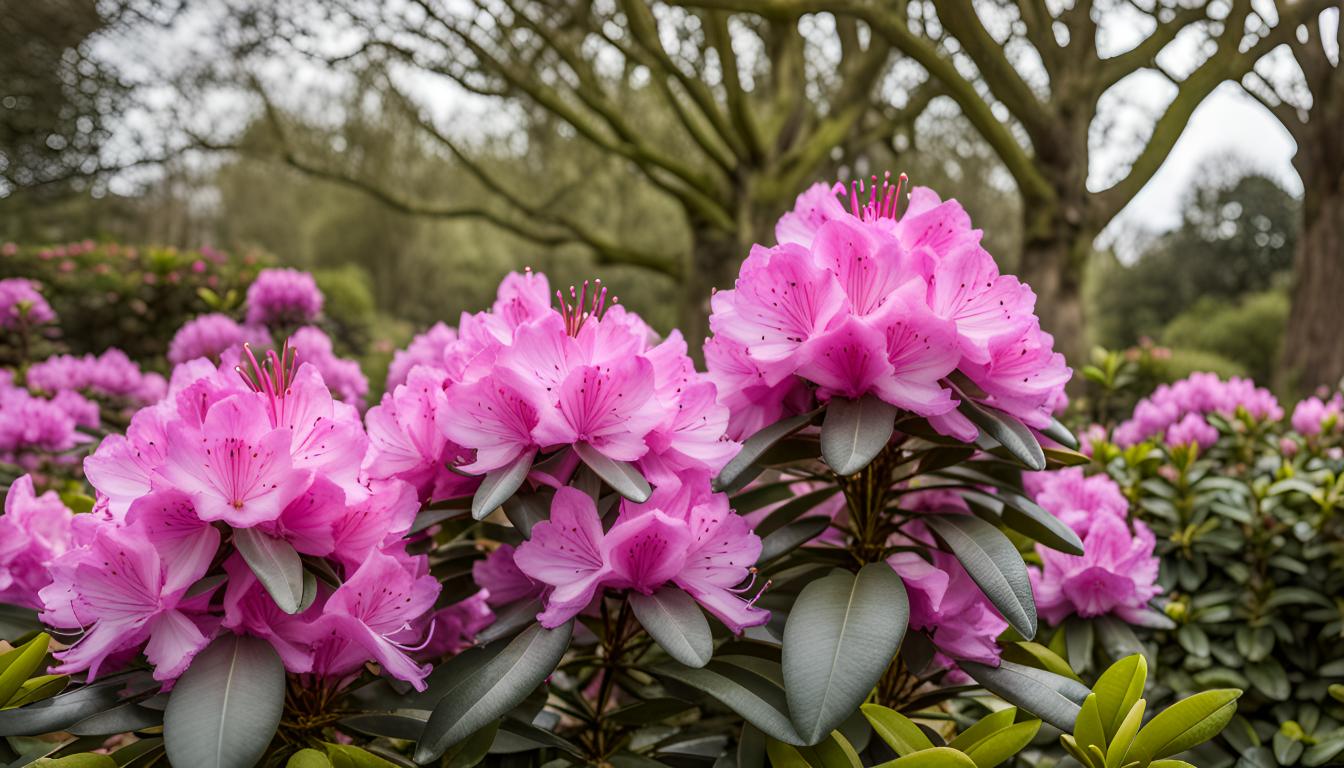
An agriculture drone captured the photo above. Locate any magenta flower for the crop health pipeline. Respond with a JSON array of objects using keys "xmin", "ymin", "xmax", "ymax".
[
  {"xmin": 706, "ymin": 174, "xmax": 1069, "ymax": 444},
  {"xmin": 156, "ymin": 393, "xmax": 311, "ymax": 527},
  {"xmin": 888, "ymin": 549, "xmax": 1008, "ymax": 667},
  {"xmin": 1292, "ymin": 394, "xmax": 1343, "ymax": 437},
  {"xmin": 309, "ymin": 548, "xmax": 440, "ymax": 690},
  {"xmin": 365, "ymin": 365, "xmax": 475, "ymax": 501},
  {"xmin": 0, "ymin": 384, "xmax": 92, "ymax": 463},
  {"xmin": 440, "ymin": 371, "xmax": 542, "ymax": 474},
  {"xmin": 1030, "ymin": 513, "xmax": 1162, "ymax": 627},
  {"xmin": 27, "ymin": 349, "xmax": 166, "ymax": 406},
  {"xmin": 533, "ymin": 358, "xmax": 664, "ymax": 463},
  {"xmin": 416, "ymin": 592, "xmax": 495, "ymax": 658},
  {"xmin": 41, "ymin": 518, "xmax": 218, "ymax": 682},
  {"xmin": 1114, "ymin": 372, "xmax": 1283, "ymax": 446},
  {"xmin": 1023, "ymin": 468, "xmax": 1129, "ymax": 538},
  {"xmin": 1165, "ymin": 412, "xmax": 1219, "ymax": 450},
  {"xmin": 387, "ymin": 322, "xmax": 457, "ymax": 389},
  {"xmin": 245, "ymin": 268, "xmax": 324, "ymax": 327},
  {"xmin": 0, "ymin": 475, "xmax": 74, "ymax": 610},
  {"xmin": 0, "ymin": 278, "xmax": 56, "ymax": 329},
  {"xmin": 288, "ymin": 326, "xmax": 369, "ymax": 409},
  {"xmin": 168, "ymin": 313, "xmax": 273, "ymax": 365},
  {"xmin": 513, "ymin": 476, "xmax": 768, "ymax": 632},
  {"xmin": 472, "ymin": 544, "xmax": 541, "ymax": 607}
]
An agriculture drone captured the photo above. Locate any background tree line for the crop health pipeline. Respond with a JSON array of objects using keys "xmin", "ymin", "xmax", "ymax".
[{"xmin": 0, "ymin": 0, "xmax": 1339, "ymax": 392}]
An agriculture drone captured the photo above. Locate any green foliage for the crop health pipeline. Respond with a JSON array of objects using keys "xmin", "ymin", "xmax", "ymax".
[
  {"xmin": 1161, "ymin": 289, "xmax": 1289, "ymax": 384},
  {"xmin": 0, "ymin": 241, "xmax": 263, "ymax": 366}
]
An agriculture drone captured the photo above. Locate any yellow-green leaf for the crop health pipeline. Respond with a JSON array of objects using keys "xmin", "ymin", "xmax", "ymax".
[
  {"xmin": 4, "ymin": 674, "xmax": 68, "ymax": 709},
  {"xmin": 962, "ymin": 720, "xmax": 1041, "ymax": 768},
  {"xmin": 950, "ymin": 707, "xmax": 1018, "ymax": 751},
  {"xmin": 1073, "ymin": 694, "xmax": 1107, "ymax": 756},
  {"xmin": 1092, "ymin": 654, "xmax": 1147, "ymax": 742},
  {"xmin": 34, "ymin": 756, "xmax": 117, "ymax": 768},
  {"xmin": 1105, "ymin": 699, "xmax": 1145, "ymax": 768},
  {"xmin": 1128, "ymin": 689, "xmax": 1241, "ymax": 762},
  {"xmin": 862, "ymin": 704, "xmax": 935, "ymax": 757},
  {"xmin": 287, "ymin": 749, "xmax": 333, "ymax": 768},
  {"xmin": 0, "ymin": 633, "xmax": 50, "ymax": 705},
  {"xmin": 875, "ymin": 747, "xmax": 978, "ymax": 767}
]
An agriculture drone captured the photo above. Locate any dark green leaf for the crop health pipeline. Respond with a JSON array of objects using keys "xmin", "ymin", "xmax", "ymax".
[
  {"xmin": 783, "ymin": 564, "xmax": 908, "ymax": 744},
  {"xmin": 959, "ymin": 399, "xmax": 1046, "ymax": 471},
  {"xmin": 820, "ymin": 395, "xmax": 897, "ymax": 476},
  {"xmin": 163, "ymin": 634, "xmax": 286, "ymax": 768},
  {"xmin": 925, "ymin": 514, "xmax": 1036, "ymax": 638},
  {"xmin": 630, "ymin": 587, "xmax": 713, "ymax": 668},
  {"xmin": 960, "ymin": 660, "xmax": 1088, "ymax": 732},
  {"xmin": 234, "ymin": 528, "xmax": 305, "ymax": 614},
  {"xmin": 653, "ymin": 658, "xmax": 803, "ymax": 745},
  {"xmin": 574, "ymin": 442, "xmax": 651, "ymax": 502},
  {"xmin": 715, "ymin": 410, "xmax": 818, "ymax": 492},
  {"xmin": 472, "ymin": 448, "xmax": 537, "ymax": 520},
  {"xmin": 415, "ymin": 621, "xmax": 573, "ymax": 762}
]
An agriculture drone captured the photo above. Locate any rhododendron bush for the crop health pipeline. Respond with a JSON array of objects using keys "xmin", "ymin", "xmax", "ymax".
[{"xmin": 0, "ymin": 179, "xmax": 1248, "ymax": 768}]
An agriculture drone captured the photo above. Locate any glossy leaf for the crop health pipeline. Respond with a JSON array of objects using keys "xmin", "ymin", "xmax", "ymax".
[
  {"xmin": 925, "ymin": 514, "xmax": 1037, "ymax": 638},
  {"xmin": 820, "ymin": 394, "xmax": 897, "ymax": 476},
  {"xmin": 472, "ymin": 448, "xmax": 537, "ymax": 520},
  {"xmin": 416, "ymin": 621, "xmax": 574, "ymax": 762},
  {"xmin": 574, "ymin": 442, "xmax": 651, "ymax": 502},
  {"xmin": 715, "ymin": 410, "xmax": 818, "ymax": 492},
  {"xmin": 653, "ymin": 657, "xmax": 803, "ymax": 745},
  {"xmin": 960, "ymin": 660, "xmax": 1088, "ymax": 732},
  {"xmin": 861, "ymin": 704, "xmax": 933, "ymax": 757},
  {"xmin": 234, "ymin": 527, "xmax": 305, "ymax": 614},
  {"xmin": 1092, "ymin": 654, "xmax": 1147, "ymax": 742},
  {"xmin": 0, "ymin": 633, "xmax": 50, "ymax": 705},
  {"xmin": 163, "ymin": 634, "xmax": 286, "ymax": 768},
  {"xmin": 1127, "ymin": 689, "xmax": 1241, "ymax": 763},
  {"xmin": 962, "ymin": 720, "xmax": 1041, "ymax": 768},
  {"xmin": 959, "ymin": 399, "xmax": 1045, "ymax": 471},
  {"xmin": 783, "ymin": 564, "xmax": 909, "ymax": 744},
  {"xmin": 630, "ymin": 587, "xmax": 714, "ymax": 668}
]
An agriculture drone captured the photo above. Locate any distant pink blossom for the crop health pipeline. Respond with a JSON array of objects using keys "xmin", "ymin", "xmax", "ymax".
[
  {"xmin": 1165, "ymin": 412, "xmax": 1219, "ymax": 450},
  {"xmin": 387, "ymin": 322, "xmax": 457, "ymax": 390},
  {"xmin": 287, "ymin": 326, "xmax": 368, "ymax": 409},
  {"xmin": 27, "ymin": 349, "xmax": 166, "ymax": 405},
  {"xmin": 168, "ymin": 313, "xmax": 273, "ymax": 365},
  {"xmin": 0, "ymin": 278, "xmax": 56, "ymax": 329},
  {"xmin": 1023, "ymin": 468, "xmax": 1129, "ymax": 538},
  {"xmin": 1291, "ymin": 394, "xmax": 1343, "ymax": 437},
  {"xmin": 245, "ymin": 268, "xmax": 324, "ymax": 327},
  {"xmin": 1114, "ymin": 372, "xmax": 1282, "ymax": 446},
  {"xmin": 0, "ymin": 475, "xmax": 74, "ymax": 609}
]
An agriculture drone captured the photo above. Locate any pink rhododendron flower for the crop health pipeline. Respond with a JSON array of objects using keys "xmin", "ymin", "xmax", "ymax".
[
  {"xmin": 706, "ymin": 174, "xmax": 1068, "ymax": 442},
  {"xmin": 1113, "ymin": 372, "xmax": 1282, "ymax": 446},
  {"xmin": 408, "ymin": 271, "xmax": 737, "ymax": 489},
  {"xmin": 1291, "ymin": 394, "xmax": 1343, "ymax": 437},
  {"xmin": 27, "ymin": 349, "xmax": 166, "ymax": 406},
  {"xmin": 168, "ymin": 313, "xmax": 273, "ymax": 365},
  {"xmin": 245, "ymin": 268, "xmax": 324, "ymax": 327},
  {"xmin": 0, "ymin": 475, "xmax": 74, "ymax": 609},
  {"xmin": 513, "ymin": 475, "xmax": 768, "ymax": 632},
  {"xmin": 1030, "ymin": 513, "xmax": 1163, "ymax": 626},
  {"xmin": 1165, "ymin": 412, "xmax": 1219, "ymax": 450},
  {"xmin": 473, "ymin": 544, "xmax": 541, "ymax": 607},
  {"xmin": 364, "ymin": 365, "xmax": 475, "ymax": 502},
  {"xmin": 888, "ymin": 550, "xmax": 1008, "ymax": 667},
  {"xmin": 0, "ymin": 384, "xmax": 92, "ymax": 465},
  {"xmin": 1022, "ymin": 467, "xmax": 1129, "ymax": 538},
  {"xmin": 288, "ymin": 326, "xmax": 369, "ymax": 409},
  {"xmin": 387, "ymin": 322, "xmax": 457, "ymax": 390},
  {"xmin": 0, "ymin": 278, "xmax": 56, "ymax": 328}
]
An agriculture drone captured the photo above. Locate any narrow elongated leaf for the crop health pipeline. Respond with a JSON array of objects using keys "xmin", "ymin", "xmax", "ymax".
[
  {"xmin": 0, "ymin": 675, "xmax": 130, "ymax": 736},
  {"xmin": 820, "ymin": 395, "xmax": 897, "ymax": 476},
  {"xmin": 861, "ymin": 704, "xmax": 934, "ymax": 757},
  {"xmin": 5, "ymin": 673, "xmax": 68, "ymax": 708},
  {"xmin": 949, "ymin": 707, "xmax": 1017, "ymax": 751},
  {"xmin": 501, "ymin": 492, "xmax": 549, "ymax": 539},
  {"xmin": 1127, "ymin": 689, "xmax": 1241, "ymax": 763},
  {"xmin": 1106, "ymin": 700, "xmax": 1146, "ymax": 768},
  {"xmin": 235, "ymin": 528, "xmax": 305, "ymax": 614},
  {"xmin": 960, "ymin": 399, "xmax": 1046, "ymax": 471},
  {"xmin": 472, "ymin": 448, "xmax": 537, "ymax": 520},
  {"xmin": 163, "ymin": 634, "xmax": 286, "ymax": 768},
  {"xmin": 960, "ymin": 660, "xmax": 1089, "ymax": 732},
  {"xmin": 715, "ymin": 410, "xmax": 818, "ymax": 492},
  {"xmin": 0, "ymin": 604, "xmax": 41, "ymax": 641},
  {"xmin": 630, "ymin": 587, "xmax": 713, "ymax": 668},
  {"xmin": 883, "ymin": 747, "xmax": 978, "ymax": 766},
  {"xmin": 574, "ymin": 442, "xmax": 651, "ymax": 502},
  {"xmin": 925, "ymin": 515, "xmax": 1036, "ymax": 638},
  {"xmin": 1092, "ymin": 654, "xmax": 1147, "ymax": 742},
  {"xmin": 962, "ymin": 720, "xmax": 1041, "ymax": 768},
  {"xmin": 415, "ymin": 621, "xmax": 573, "ymax": 762},
  {"xmin": 783, "ymin": 563, "xmax": 909, "ymax": 744},
  {"xmin": 69, "ymin": 702, "xmax": 163, "ymax": 735},
  {"xmin": 340, "ymin": 711, "xmax": 430, "ymax": 741},
  {"xmin": 759, "ymin": 517, "xmax": 831, "ymax": 563},
  {"xmin": 0, "ymin": 633, "xmax": 50, "ymax": 705},
  {"xmin": 1042, "ymin": 417, "xmax": 1080, "ymax": 450},
  {"xmin": 653, "ymin": 658, "xmax": 803, "ymax": 744}
]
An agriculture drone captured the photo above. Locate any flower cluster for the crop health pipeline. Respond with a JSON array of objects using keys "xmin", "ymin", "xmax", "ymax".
[
  {"xmin": 1026, "ymin": 469, "xmax": 1162, "ymax": 626},
  {"xmin": 501, "ymin": 473, "xmax": 768, "ymax": 632},
  {"xmin": 168, "ymin": 313, "xmax": 273, "ymax": 365},
  {"xmin": 288, "ymin": 326, "xmax": 369, "ymax": 409},
  {"xmin": 1112, "ymin": 372, "xmax": 1282, "ymax": 447},
  {"xmin": 0, "ymin": 475, "xmax": 74, "ymax": 610},
  {"xmin": 1291, "ymin": 393, "xmax": 1342, "ymax": 437},
  {"xmin": 0, "ymin": 380, "xmax": 94, "ymax": 470},
  {"xmin": 705, "ymin": 175, "xmax": 1069, "ymax": 441},
  {"xmin": 44, "ymin": 345, "xmax": 443, "ymax": 688},
  {"xmin": 26, "ymin": 349, "xmax": 167, "ymax": 407},
  {"xmin": 245, "ymin": 267, "xmax": 324, "ymax": 327},
  {"xmin": 367, "ymin": 270, "xmax": 738, "ymax": 500},
  {"xmin": 0, "ymin": 278, "xmax": 57, "ymax": 329},
  {"xmin": 386, "ymin": 321, "xmax": 456, "ymax": 390}
]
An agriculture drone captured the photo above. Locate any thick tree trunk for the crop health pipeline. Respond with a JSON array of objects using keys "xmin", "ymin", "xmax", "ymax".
[
  {"xmin": 1280, "ymin": 157, "xmax": 1344, "ymax": 393},
  {"xmin": 1017, "ymin": 206, "xmax": 1090, "ymax": 371}
]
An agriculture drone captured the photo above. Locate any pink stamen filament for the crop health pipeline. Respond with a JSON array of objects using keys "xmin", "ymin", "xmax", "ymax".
[
  {"xmin": 556, "ymin": 279, "xmax": 612, "ymax": 336},
  {"xmin": 236, "ymin": 340, "xmax": 299, "ymax": 425},
  {"xmin": 848, "ymin": 171, "xmax": 908, "ymax": 222}
]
